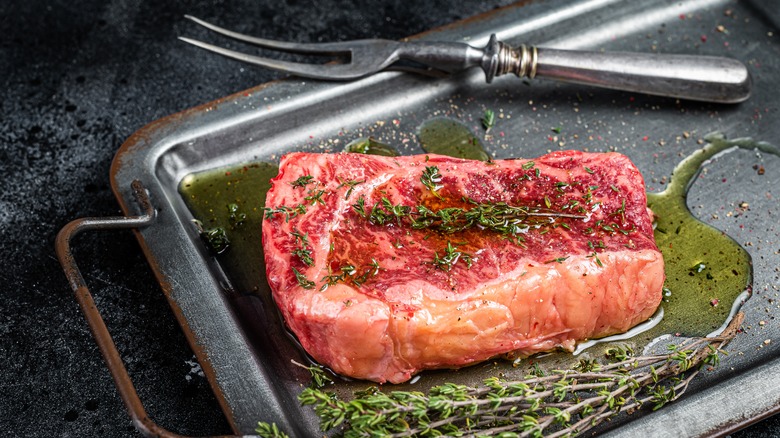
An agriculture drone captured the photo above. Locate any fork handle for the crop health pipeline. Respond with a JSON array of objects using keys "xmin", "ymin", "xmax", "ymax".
[{"xmin": 485, "ymin": 36, "xmax": 751, "ymax": 103}]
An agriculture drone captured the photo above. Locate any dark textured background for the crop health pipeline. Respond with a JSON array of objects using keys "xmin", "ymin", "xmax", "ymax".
[{"xmin": 0, "ymin": 0, "xmax": 777, "ymax": 436}]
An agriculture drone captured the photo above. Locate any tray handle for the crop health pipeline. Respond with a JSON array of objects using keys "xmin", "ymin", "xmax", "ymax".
[{"xmin": 55, "ymin": 180, "xmax": 244, "ymax": 438}]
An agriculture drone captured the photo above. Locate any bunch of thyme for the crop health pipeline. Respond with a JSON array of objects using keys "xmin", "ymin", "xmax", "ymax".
[{"xmin": 257, "ymin": 313, "xmax": 742, "ymax": 438}]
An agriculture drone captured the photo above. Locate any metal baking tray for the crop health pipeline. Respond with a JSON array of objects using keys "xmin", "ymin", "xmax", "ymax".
[{"xmin": 107, "ymin": 0, "xmax": 780, "ymax": 435}]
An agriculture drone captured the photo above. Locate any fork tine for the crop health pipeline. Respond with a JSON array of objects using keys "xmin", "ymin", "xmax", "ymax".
[
  {"xmin": 178, "ymin": 36, "xmax": 373, "ymax": 80},
  {"xmin": 183, "ymin": 15, "xmax": 353, "ymax": 55}
]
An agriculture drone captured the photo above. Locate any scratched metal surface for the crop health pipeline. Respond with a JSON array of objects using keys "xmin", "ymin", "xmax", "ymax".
[{"xmin": 111, "ymin": 0, "xmax": 780, "ymax": 435}]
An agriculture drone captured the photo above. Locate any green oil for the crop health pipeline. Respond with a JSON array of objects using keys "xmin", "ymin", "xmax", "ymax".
[
  {"xmin": 418, "ymin": 117, "xmax": 491, "ymax": 161},
  {"xmin": 644, "ymin": 134, "xmax": 755, "ymax": 338},
  {"xmin": 344, "ymin": 137, "xmax": 399, "ymax": 156},
  {"xmin": 179, "ymin": 161, "xmax": 278, "ymax": 296}
]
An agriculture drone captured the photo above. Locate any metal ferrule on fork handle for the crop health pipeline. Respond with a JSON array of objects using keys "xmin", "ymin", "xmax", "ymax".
[{"xmin": 483, "ymin": 34, "xmax": 538, "ymax": 82}]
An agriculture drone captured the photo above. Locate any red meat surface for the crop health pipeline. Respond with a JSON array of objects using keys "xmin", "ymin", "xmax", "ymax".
[{"xmin": 262, "ymin": 151, "xmax": 664, "ymax": 383}]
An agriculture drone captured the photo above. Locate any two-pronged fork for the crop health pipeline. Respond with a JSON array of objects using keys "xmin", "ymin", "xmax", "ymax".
[{"xmin": 179, "ymin": 15, "xmax": 751, "ymax": 103}]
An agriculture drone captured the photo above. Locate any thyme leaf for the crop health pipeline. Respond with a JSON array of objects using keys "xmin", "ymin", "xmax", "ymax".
[
  {"xmin": 482, "ymin": 109, "xmax": 496, "ymax": 132},
  {"xmin": 254, "ymin": 422, "xmax": 289, "ymax": 438},
  {"xmin": 545, "ymin": 256, "xmax": 569, "ymax": 264}
]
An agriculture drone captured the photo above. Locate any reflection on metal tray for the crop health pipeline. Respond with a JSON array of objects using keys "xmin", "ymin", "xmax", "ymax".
[{"xmin": 110, "ymin": 0, "xmax": 780, "ymax": 435}]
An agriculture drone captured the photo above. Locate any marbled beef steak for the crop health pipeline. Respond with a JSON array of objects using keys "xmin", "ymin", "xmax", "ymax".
[{"xmin": 262, "ymin": 151, "xmax": 664, "ymax": 383}]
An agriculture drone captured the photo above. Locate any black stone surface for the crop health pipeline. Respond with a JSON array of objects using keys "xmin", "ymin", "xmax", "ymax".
[{"xmin": 0, "ymin": 0, "xmax": 777, "ymax": 437}]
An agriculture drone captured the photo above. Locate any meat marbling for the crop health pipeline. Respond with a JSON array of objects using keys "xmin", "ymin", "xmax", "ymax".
[{"xmin": 262, "ymin": 151, "xmax": 664, "ymax": 383}]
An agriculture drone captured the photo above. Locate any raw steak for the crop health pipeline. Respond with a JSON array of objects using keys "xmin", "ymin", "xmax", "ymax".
[{"xmin": 262, "ymin": 151, "xmax": 664, "ymax": 383}]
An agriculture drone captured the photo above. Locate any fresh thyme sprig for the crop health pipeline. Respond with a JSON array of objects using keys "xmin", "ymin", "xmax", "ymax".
[
  {"xmin": 256, "ymin": 313, "xmax": 743, "ymax": 438},
  {"xmin": 353, "ymin": 196, "xmax": 585, "ymax": 237},
  {"xmin": 421, "ymin": 166, "xmax": 444, "ymax": 199},
  {"xmin": 432, "ymin": 241, "xmax": 473, "ymax": 271},
  {"xmin": 337, "ymin": 177, "xmax": 365, "ymax": 200},
  {"xmin": 290, "ymin": 229, "xmax": 314, "ymax": 266},
  {"xmin": 264, "ymin": 204, "xmax": 307, "ymax": 222},
  {"xmin": 319, "ymin": 259, "xmax": 381, "ymax": 290},
  {"xmin": 292, "ymin": 267, "xmax": 315, "ymax": 289},
  {"xmin": 191, "ymin": 219, "xmax": 230, "ymax": 254},
  {"xmin": 290, "ymin": 175, "xmax": 315, "ymax": 188}
]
